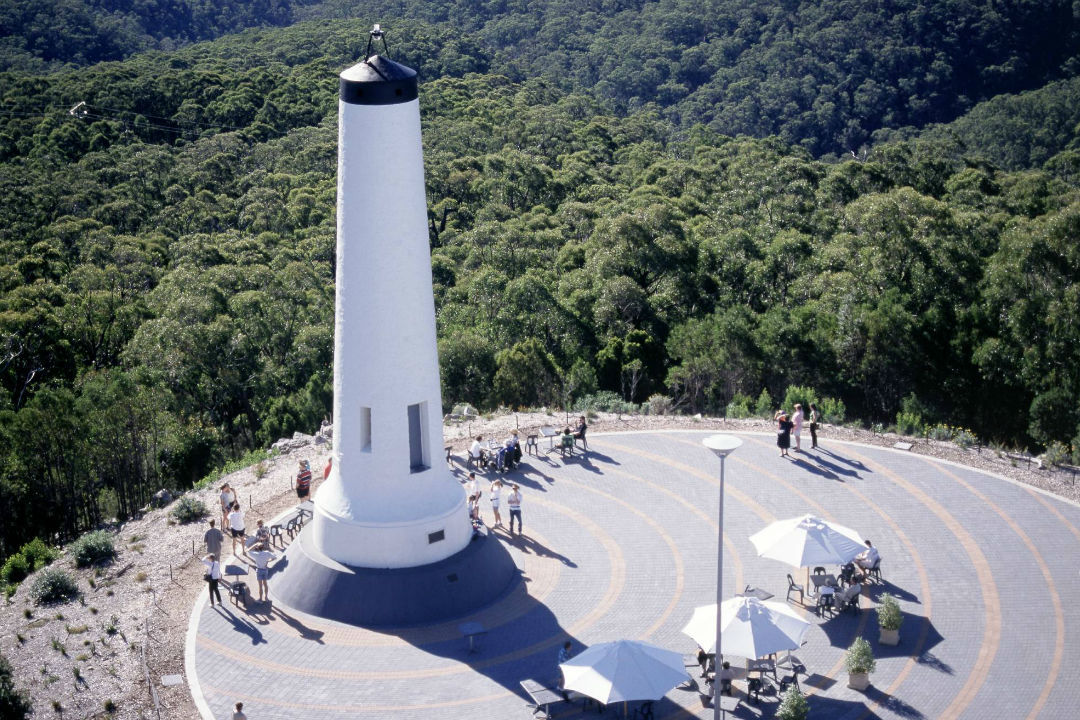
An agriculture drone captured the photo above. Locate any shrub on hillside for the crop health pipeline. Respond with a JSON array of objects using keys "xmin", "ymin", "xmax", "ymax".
[
  {"xmin": 0, "ymin": 652, "xmax": 32, "ymax": 719},
  {"xmin": 816, "ymin": 396, "xmax": 846, "ymax": 424},
  {"xmin": 170, "ymin": 495, "xmax": 207, "ymax": 524},
  {"xmin": 574, "ymin": 391, "xmax": 639, "ymax": 415},
  {"xmin": 781, "ymin": 385, "xmax": 818, "ymax": 414},
  {"xmin": 1, "ymin": 538, "xmax": 58, "ymax": 586},
  {"xmin": 753, "ymin": 389, "xmax": 773, "ymax": 417},
  {"xmin": 645, "ymin": 393, "xmax": 673, "ymax": 415},
  {"xmin": 726, "ymin": 393, "xmax": 754, "ymax": 418},
  {"xmin": 0, "ymin": 554, "xmax": 30, "ymax": 586},
  {"xmin": 28, "ymin": 568, "xmax": 79, "ymax": 605},
  {"xmin": 70, "ymin": 531, "xmax": 115, "ymax": 568}
]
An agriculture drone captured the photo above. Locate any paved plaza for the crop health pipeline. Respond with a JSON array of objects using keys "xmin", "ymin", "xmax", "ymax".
[{"xmin": 186, "ymin": 431, "xmax": 1080, "ymax": 719}]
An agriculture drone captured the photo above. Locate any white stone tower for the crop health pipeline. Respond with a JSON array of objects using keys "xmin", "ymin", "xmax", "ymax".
[
  {"xmin": 311, "ymin": 33, "xmax": 470, "ymax": 569},
  {"xmin": 272, "ymin": 27, "xmax": 517, "ymax": 626}
]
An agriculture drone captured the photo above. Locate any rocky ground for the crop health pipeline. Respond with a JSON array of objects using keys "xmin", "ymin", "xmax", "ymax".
[{"xmin": 2, "ymin": 411, "xmax": 1076, "ymax": 719}]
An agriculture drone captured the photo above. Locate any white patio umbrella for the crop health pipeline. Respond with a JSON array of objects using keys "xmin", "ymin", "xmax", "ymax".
[
  {"xmin": 749, "ymin": 514, "xmax": 864, "ymax": 568},
  {"xmin": 560, "ymin": 639, "xmax": 688, "ymax": 706},
  {"xmin": 682, "ymin": 596, "xmax": 812, "ymax": 657}
]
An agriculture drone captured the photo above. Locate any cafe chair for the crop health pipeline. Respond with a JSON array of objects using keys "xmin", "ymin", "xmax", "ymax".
[
  {"xmin": 867, "ymin": 558, "xmax": 882, "ymax": 583},
  {"xmin": 786, "ymin": 573, "xmax": 805, "ymax": 604},
  {"xmin": 747, "ymin": 677, "xmax": 765, "ymax": 704},
  {"xmin": 525, "ymin": 434, "xmax": 538, "ymax": 455},
  {"xmin": 268, "ymin": 524, "xmax": 284, "ymax": 549},
  {"xmin": 633, "ymin": 700, "xmax": 654, "ymax": 719},
  {"xmin": 575, "ymin": 426, "xmax": 588, "ymax": 452},
  {"xmin": 813, "ymin": 566, "xmax": 826, "ymax": 575}
]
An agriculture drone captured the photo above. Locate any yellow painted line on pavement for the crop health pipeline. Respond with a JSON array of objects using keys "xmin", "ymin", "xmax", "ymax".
[
  {"xmin": 839, "ymin": 445, "xmax": 998, "ymax": 720},
  {"xmin": 930, "ymin": 462, "xmax": 1064, "ymax": 720}
]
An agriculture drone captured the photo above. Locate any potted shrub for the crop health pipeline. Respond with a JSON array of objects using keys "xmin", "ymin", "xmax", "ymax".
[
  {"xmin": 776, "ymin": 686, "xmax": 809, "ymax": 720},
  {"xmin": 844, "ymin": 637, "xmax": 875, "ymax": 690},
  {"xmin": 877, "ymin": 592, "xmax": 902, "ymax": 645}
]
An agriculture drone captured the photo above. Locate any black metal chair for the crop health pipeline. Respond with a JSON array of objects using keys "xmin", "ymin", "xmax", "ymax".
[
  {"xmin": 285, "ymin": 517, "xmax": 300, "ymax": 539},
  {"xmin": 525, "ymin": 434, "xmax": 539, "ymax": 455},
  {"xmin": 575, "ymin": 425, "xmax": 588, "ymax": 452},
  {"xmin": 747, "ymin": 677, "xmax": 764, "ymax": 703},
  {"xmin": 268, "ymin": 524, "xmax": 284, "ymax": 549},
  {"xmin": 786, "ymin": 573, "xmax": 804, "ymax": 604},
  {"xmin": 813, "ymin": 566, "xmax": 826, "ymax": 575},
  {"xmin": 779, "ymin": 671, "xmax": 800, "ymax": 693},
  {"xmin": 867, "ymin": 558, "xmax": 882, "ymax": 582}
]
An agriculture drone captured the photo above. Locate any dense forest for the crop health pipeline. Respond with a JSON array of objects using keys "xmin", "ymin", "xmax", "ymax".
[{"xmin": 0, "ymin": 5, "xmax": 1079, "ymax": 561}]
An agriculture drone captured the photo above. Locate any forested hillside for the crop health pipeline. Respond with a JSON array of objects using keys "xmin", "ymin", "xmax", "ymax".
[
  {"xmin": 5, "ymin": 1, "xmax": 1079, "ymax": 159},
  {"xmin": 1, "ymin": 10, "xmax": 1079, "ymax": 563}
]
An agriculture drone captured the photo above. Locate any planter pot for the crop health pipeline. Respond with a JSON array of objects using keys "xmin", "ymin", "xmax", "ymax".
[
  {"xmin": 879, "ymin": 628, "xmax": 900, "ymax": 645},
  {"xmin": 848, "ymin": 671, "xmax": 871, "ymax": 690}
]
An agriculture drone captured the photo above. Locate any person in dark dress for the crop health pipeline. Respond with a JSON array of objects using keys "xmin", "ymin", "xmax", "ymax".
[{"xmin": 775, "ymin": 410, "xmax": 793, "ymax": 457}]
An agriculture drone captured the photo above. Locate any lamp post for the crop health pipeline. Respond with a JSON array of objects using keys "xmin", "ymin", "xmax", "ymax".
[{"xmin": 703, "ymin": 434, "xmax": 742, "ymax": 719}]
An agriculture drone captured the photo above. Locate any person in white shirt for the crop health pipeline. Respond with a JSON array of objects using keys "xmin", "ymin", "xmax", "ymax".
[
  {"xmin": 219, "ymin": 483, "xmax": 236, "ymax": 526},
  {"xmin": 489, "ymin": 479, "xmax": 503, "ymax": 526},
  {"xmin": 248, "ymin": 542, "xmax": 277, "ymax": 602},
  {"xmin": 855, "ymin": 540, "xmax": 879, "ymax": 571},
  {"xmin": 507, "ymin": 484, "xmax": 522, "ymax": 534},
  {"xmin": 792, "ymin": 403, "xmax": 804, "ymax": 451},
  {"xmin": 202, "ymin": 553, "xmax": 222, "ymax": 606},
  {"xmin": 227, "ymin": 503, "xmax": 246, "ymax": 557},
  {"xmin": 469, "ymin": 436, "xmax": 485, "ymax": 467}
]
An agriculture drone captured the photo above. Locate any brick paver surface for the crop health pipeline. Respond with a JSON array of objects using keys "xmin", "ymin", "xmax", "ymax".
[{"xmin": 188, "ymin": 431, "xmax": 1080, "ymax": 719}]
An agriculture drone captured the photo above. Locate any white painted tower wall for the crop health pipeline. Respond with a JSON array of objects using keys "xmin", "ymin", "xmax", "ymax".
[{"xmin": 311, "ymin": 67, "xmax": 470, "ymax": 568}]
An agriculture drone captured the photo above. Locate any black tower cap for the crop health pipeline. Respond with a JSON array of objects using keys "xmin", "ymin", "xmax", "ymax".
[{"xmin": 340, "ymin": 55, "xmax": 418, "ymax": 106}]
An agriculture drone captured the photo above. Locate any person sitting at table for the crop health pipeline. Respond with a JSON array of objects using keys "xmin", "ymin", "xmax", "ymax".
[
  {"xmin": 573, "ymin": 415, "xmax": 587, "ymax": 447},
  {"xmin": 469, "ymin": 435, "xmax": 487, "ymax": 468},
  {"xmin": 716, "ymin": 661, "xmax": 735, "ymax": 696},
  {"xmin": 560, "ymin": 427, "xmax": 575, "ymax": 456},
  {"xmin": 838, "ymin": 582, "xmax": 862, "ymax": 611},
  {"xmin": 840, "ymin": 561, "xmax": 858, "ymax": 586},
  {"xmin": 496, "ymin": 430, "xmax": 520, "ymax": 471},
  {"xmin": 855, "ymin": 539, "xmax": 880, "ymax": 572},
  {"xmin": 695, "ymin": 646, "xmax": 710, "ymax": 678}
]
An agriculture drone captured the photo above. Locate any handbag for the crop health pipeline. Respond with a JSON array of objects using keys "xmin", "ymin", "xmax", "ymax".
[{"xmin": 203, "ymin": 572, "xmax": 212, "ymax": 582}]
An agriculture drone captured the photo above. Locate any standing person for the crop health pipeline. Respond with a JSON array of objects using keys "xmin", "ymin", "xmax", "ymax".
[
  {"xmin": 248, "ymin": 542, "xmax": 277, "ymax": 602},
  {"xmin": 232, "ymin": 701, "xmax": 247, "ymax": 720},
  {"xmin": 489, "ymin": 479, "xmax": 503, "ymax": 527},
  {"xmin": 809, "ymin": 403, "xmax": 821, "ymax": 449},
  {"xmin": 775, "ymin": 410, "xmax": 793, "ymax": 458},
  {"xmin": 295, "ymin": 460, "xmax": 312, "ymax": 500},
  {"xmin": 507, "ymin": 483, "xmax": 522, "ymax": 534},
  {"xmin": 792, "ymin": 403, "xmax": 804, "ymax": 451},
  {"xmin": 219, "ymin": 483, "xmax": 236, "ymax": 527},
  {"xmin": 227, "ymin": 502, "xmax": 246, "ymax": 556},
  {"xmin": 557, "ymin": 640, "xmax": 573, "ymax": 699},
  {"xmin": 204, "ymin": 519, "xmax": 224, "ymax": 559},
  {"xmin": 202, "ymin": 553, "xmax": 222, "ymax": 607},
  {"xmin": 465, "ymin": 472, "xmax": 480, "ymax": 501}
]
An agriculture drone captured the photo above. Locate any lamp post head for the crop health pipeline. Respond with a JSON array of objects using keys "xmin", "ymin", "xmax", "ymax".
[{"xmin": 703, "ymin": 434, "xmax": 742, "ymax": 459}]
